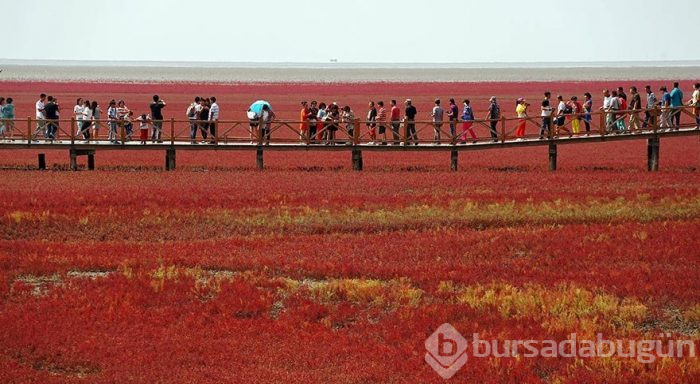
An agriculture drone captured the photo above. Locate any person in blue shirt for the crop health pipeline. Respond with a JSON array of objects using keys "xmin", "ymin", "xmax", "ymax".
[
  {"xmin": 669, "ymin": 82, "xmax": 684, "ymax": 129},
  {"xmin": 659, "ymin": 86, "xmax": 672, "ymax": 130}
]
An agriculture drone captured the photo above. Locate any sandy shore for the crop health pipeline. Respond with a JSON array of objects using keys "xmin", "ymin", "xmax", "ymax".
[{"xmin": 0, "ymin": 63, "xmax": 698, "ymax": 83}]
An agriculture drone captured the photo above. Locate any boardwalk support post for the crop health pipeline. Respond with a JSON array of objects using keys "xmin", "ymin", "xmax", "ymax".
[
  {"xmin": 548, "ymin": 143, "xmax": 557, "ymax": 171},
  {"xmin": 38, "ymin": 153, "xmax": 46, "ymax": 170},
  {"xmin": 352, "ymin": 148, "xmax": 363, "ymax": 171},
  {"xmin": 87, "ymin": 153, "xmax": 95, "ymax": 170},
  {"xmin": 647, "ymin": 136, "xmax": 659, "ymax": 171},
  {"xmin": 70, "ymin": 149, "xmax": 78, "ymax": 171},
  {"xmin": 256, "ymin": 147, "xmax": 264, "ymax": 170},
  {"xmin": 165, "ymin": 148, "xmax": 176, "ymax": 171},
  {"xmin": 450, "ymin": 149, "xmax": 458, "ymax": 171}
]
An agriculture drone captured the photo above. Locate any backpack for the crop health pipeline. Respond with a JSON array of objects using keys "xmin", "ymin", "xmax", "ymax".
[{"xmin": 186, "ymin": 104, "xmax": 196, "ymax": 118}]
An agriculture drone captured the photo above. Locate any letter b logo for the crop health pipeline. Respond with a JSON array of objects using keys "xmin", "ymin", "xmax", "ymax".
[{"xmin": 425, "ymin": 324, "xmax": 468, "ymax": 379}]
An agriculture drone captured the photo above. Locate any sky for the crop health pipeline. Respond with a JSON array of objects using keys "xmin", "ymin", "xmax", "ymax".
[{"xmin": 4, "ymin": 0, "xmax": 699, "ymax": 64}]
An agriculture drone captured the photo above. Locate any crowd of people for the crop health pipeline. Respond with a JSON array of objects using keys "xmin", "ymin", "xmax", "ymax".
[{"xmin": 1, "ymin": 82, "xmax": 698, "ymax": 145}]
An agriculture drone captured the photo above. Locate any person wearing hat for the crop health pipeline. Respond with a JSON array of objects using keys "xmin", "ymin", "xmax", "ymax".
[{"xmin": 485, "ymin": 96, "xmax": 500, "ymax": 142}]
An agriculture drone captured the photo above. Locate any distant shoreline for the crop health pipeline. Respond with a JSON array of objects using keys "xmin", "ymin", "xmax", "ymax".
[{"xmin": 0, "ymin": 62, "xmax": 698, "ymax": 83}]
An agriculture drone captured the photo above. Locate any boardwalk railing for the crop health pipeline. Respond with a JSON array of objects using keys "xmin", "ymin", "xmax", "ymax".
[{"xmin": 0, "ymin": 105, "xmax": 698, "ymax": 171}]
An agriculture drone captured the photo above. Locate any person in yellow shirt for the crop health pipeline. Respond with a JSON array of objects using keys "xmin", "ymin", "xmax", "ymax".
[{"xmin": 515, "ymin": 98, "xmax": 528, "ymax": 139}]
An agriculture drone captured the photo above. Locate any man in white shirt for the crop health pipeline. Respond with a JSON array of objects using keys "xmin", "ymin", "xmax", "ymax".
[
  {"xmin": 690, "ymin": 82, "xmax": 700, "ymax": 129},
  {"xmin": 33, "ymin": 93, "xmax": 47, "ymax": 140},
  {"xmin": 208, "ymin": 96, "xmax": 219, "ymax": 143}
]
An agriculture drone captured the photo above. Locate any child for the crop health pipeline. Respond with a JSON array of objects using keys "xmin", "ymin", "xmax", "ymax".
[{"xmin": 136, "ymin": 114, "xmax": 151, "ymax": 145}]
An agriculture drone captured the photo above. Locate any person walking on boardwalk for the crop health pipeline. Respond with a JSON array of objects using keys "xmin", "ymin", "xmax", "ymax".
[
  {"xmin": 601, "ymin": 89, "xmax": 618, "ymax": 133},
  {"xmin": 669, "ymin": 82, "xmax": 684, "ymax": 130},
  {"xmin": 341, "ymin": 105, "xmax": 355, "ymax": 144},
  {"xmin": 33, "ymin": 93, "xmax": 47, "ymax": 141},
  {"xmin": 485, "ymin": 96, "xmax": 500, "ymax": 142},
  {"xmin": 44, "ymin": 96, "xmax": 60, "ymax": 140},
  {"xmin": 376, "ymin": 101, "xmax": 388, "ymax": 145},
  {"xmin": 79, "ymin": 99, "xmax": 92, "ymax": 141},
  {"xmin": 515, "ymin": 98, "xmax": 528, "ymax": 140},
  {"xmin": 569, "ymin": 96, "xmax": 582, "ymax": 135},
  {"xmin": 107, "ymin": 99, "xmax": 119, "ymax": 143},
  {"xmin": 366, "ymin": 101, "xmax": 377, "ymax": 144},
  {"xmin": 404, "ymin": 99, "xmax": 418, "ymax": 145},
  {"xmin": 582, "ymin": 93, "xmax": 593, "ymax": 136},
  {"xmin": 446, "ymin": 98, "xmax": 459, "ymax": 139},
  {"xmin": 0, "ymin": 98, "xmax": 15, "ymax": 141},
  {"xmin": 431, "ymin": 99, "xmax": 444, "ymax": 145},
  {"xmin": 73, "ymin": 98, "xmax": 84, "ymax": 137},
  {"xmin": 643, "ymin": 85, "xmax": 658, "ymax": 129},
  {"xmin": 659, "ymin": 86, "xmax": 671, "ymax": 130},
  {"xmin": 299, "ymin": 101, "xmax": 309, "ymax": 142},
  {"xmin": 554, "ymin": 95, "xmax": 569, "ymax": 137},
  {"xmin": 628, "ymin": 86, "xmax": 642, "ymax": 133},
  {"xmin": 614, "ymin": 90, "xmax": 627, "ymax": 133},
  {"xmin": 208, "ymin": 97, "xmax": 219, "ymax": 143},
  {"xmin": 187, "ymin": 96, "xmax": 202, "ymax": 144},
  {"xmin": 690, "ymin": 83, "xmax": 700, "ymax": 129},
  {"xmin": 150, "ymin": 95, "xmax": 166, "ymax": 143},
  {"xmin": 390, "ymin": 100, "xmax": 401, "ymax": 145},
  {"xmin": 540, "ymin": 92, "xmax": 552, "ymax": 139},
  {"xmin": 460, "ymin": 99, "xmax": 477, "ymax": 144}
]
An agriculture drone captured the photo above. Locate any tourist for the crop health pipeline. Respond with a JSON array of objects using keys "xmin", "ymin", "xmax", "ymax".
[
  {"xmin": 690, "ymin": 83, "xmax": 700, "ymax": 129},
  {"xmin": 261, "ymin": 104, "xmax": 275, "ymax": 145},
  {"xmin": 74, "ymin": 98, "xmax": 84, "ymax": 137},
  {"xmin": 617, "ymin": 87, "xmax": 627, "ymax": 103},
  {"xmin": 307, "ymin": 101, "xmax": 318, "ymax": 143},
  {"xmin": 643, "ymin": 85, "xmax": 658, "ymax": 129},
  {"xmin": 601, "ymin": 89, "xmax": 617, "ymax": 133},
  {"xmin": 187, "ymin": 96, "xmax": 202, "ymax": 144},
  {"xmin": 404, "ymin": 99, "xmax": 418, "ymax": 145},
  {"xmin": 485, "ymin": 96, "xmax": 500, "ymax": 142},
  {"xmin": 91, "ymin": 101, "xmax": 101, "ymax": 140},
  {"xmin": 376, "ymin": 101, "xmax": 388, "ymax": 145},
  {"xmin": 34, "ymin": 94, "xmax": 47, "ymax": 141},
  {"xmin": 366, "ymin": 101, "xmax": 377, "ymax": 144},
  {"xmin": 208, "ymin": 96, "xmax": 219, "ymax": 143},
  {"xmin": 669, "ymin": 82, "xmax": 684, "ymax": 129},
  {"xmin": 316, "ymin": 102, "xmax": 327, "ymax": 143},
  {"xmin": 107, "ymin": 99, "xmax": 118, "ymax": 143},
  {"xmin": 569, "ymin": 96, "xmax": 582, "ymax": 135},
  {"xmin": 299, "ymin": 101, "xmax": 309, "ymax": 142},
  {"xmin": 199, "ymin": 98, "xmax": 210, "ymax": 143},
  {"xmin": 150, "ymin": 95, "xmax": 166, "ymax": 143},
  {"xmin": 0, "ymin": 98, "xmax": 14, "ymax": 140},
  {"xmin": 446, "ymin": 98, "xmax": 459, "ymax": 139},
  {"xmin": 554, "ymin": 95, "xmax": 569, "ymax": 137},
  {"xmin": 515, "ymin": 98, "xmax": 528, "ymax": 140},
  {"xmin": 628, "ymin": 86, "xmax": 642, "ymax": 133},
  {"xmin": 540, "ymin": 92, "xmax": 552, "ymax": 139},
  {"xmin": 44, "ymin": 96, "xmax": 60, "ymax": 140},
  {"xmin": 390, "ymin": 100, "xmax": 401, "ymax": 144},
  {"xmin": 659, "ymin": 86, "xmax": 671, "ymax": 130},
  {"xmin": 615, "ymin": 90, "xmax": 627, "ymax": 133},
  {"xmin": 324, "ymin": 104, "xmax": 340, "ymax": 145},
  {"xmin": 80, "ymin": 99, "xmax": 92, "ymax": 141},
  {"xmin": 341, "ymin": 105, "xmax": 355, "ymax": 144},
  {"xmin": 136, "ymin": 113, "xmax": 151, "ymax": 145},
  {"xmin": 460, "ymin": 99, "xmax": 477, "ymax": 143},
  {"xmin": 582, "ymin": 92, "xmax": 593, "ymax": 135},
  {"xmin": 431, "ymin": 98, "xmax": 444, "ymax": 144}
]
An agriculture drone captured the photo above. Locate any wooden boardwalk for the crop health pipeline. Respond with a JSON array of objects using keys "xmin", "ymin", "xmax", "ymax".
[{"xmin": 1, "ymin": 106, "xmax": 698, "ymax": 171}]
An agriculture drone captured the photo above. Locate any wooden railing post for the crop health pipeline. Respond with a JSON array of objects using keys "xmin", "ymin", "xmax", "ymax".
[
  {"xmin": 27, "ymin": 117, "xmax": 31, "ymax": 145},
  {"xmin": 257, "ymin": 117, "xmax": 264, "ymax": 146},
  {"xmin": 70, "ymin": 118, "xmax": 76, "ymax": 145},
  {"xmin": 353, "ymin": 118, "xmax": 360, "ymax": 145},
  {"xmin": 500, "ymin": 116, "xmax": 506, "ymax": 143},
  {"xmin": 170, "ymin": 118, "xmax": 175, "ymax": 145}
]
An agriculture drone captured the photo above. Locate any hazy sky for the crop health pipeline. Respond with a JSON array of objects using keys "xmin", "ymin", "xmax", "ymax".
[{"xmin": 4, "ymin": 0, "xmax": 699, "ymax": 63}]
